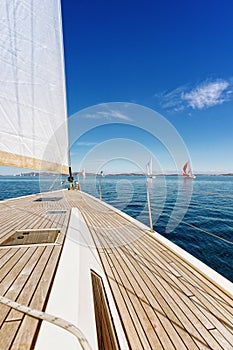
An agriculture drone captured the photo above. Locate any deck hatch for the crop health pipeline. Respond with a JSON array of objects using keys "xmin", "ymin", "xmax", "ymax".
[
  {"xmin": 91, "ymin": 270, "xmax": 120, "ymax": 350},
  {"xmin": 47, "ymin": 210, "xmax": 67, "ymax": 214},
  {"xmin": 34, "ymin": 197, "xmax": 62, "ymax": 202},
  {"xmin": 1, "ymin": 229, "xmax": 60, "ymax": 246}
]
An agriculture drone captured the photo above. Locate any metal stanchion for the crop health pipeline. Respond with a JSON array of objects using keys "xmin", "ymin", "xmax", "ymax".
[
  {"xmin": 99, "ymin": 177, "xmax": 102, "ymax": 201},
  {"xmin": 146, "ymin": 178, "xmax": 154, "ymax": 232}
]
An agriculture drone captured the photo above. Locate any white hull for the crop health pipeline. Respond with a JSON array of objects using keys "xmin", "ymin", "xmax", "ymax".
[{"xmin": 183, "ymin": 175, "xmax": 196, "ymax": 179}]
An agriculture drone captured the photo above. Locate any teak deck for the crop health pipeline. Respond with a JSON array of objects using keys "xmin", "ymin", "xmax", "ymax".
[{"xmin": 0, "ymin": 189, "xmax": 232, "ymax": 350}]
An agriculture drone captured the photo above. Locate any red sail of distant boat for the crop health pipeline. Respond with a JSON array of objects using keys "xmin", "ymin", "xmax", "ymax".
[
  {"xmin": 183, "ymin": 161, "xmax": 196, "ymax": 179},
  {"xmin": 183, "ymin": 161, "xmax": 188, "ymax": 176}
]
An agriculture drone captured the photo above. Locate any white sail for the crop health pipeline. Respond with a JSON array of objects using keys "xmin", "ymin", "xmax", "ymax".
[
  {"xmin": 146, "ymin": 158, "xmax": 155, "ymax": 178},
  {"xmin": 0, "ymin": 0, "xmax": 69, "ymax": 174},
  {"xmin": 146, "ymin": 159, "xmax": 151, "ymax": 176}
]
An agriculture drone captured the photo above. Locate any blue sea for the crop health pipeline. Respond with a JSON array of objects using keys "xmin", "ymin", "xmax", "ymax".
[{"xmin": 1, "ymin": 175, "xmax": 232, "ymax": 283}]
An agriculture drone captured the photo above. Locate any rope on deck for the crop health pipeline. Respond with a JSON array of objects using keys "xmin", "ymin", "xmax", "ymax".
[{"xmin": 0, "ymin": 295, "xmax": 92, "ymax": 350}]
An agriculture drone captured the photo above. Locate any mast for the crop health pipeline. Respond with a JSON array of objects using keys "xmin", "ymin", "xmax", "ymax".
[{"xmin": 68, "ymin": 166, "xmax": 74, "ymax": 188}]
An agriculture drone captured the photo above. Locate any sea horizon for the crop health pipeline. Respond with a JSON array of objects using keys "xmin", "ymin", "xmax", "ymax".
[{"xmin": 1, "ymin": 171, "xmax": 233, "ymax": 177}]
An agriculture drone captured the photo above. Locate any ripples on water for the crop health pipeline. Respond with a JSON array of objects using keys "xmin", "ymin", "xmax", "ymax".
[{"xmin": 1, "ymin": 175, "xmax": 232, "ymax": 282}]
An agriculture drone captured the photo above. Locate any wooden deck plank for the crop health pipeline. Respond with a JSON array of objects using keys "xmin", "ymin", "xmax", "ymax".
[
  {"xmin": 5, "ymin": 247, "xmax": 46, "ymax": 321},
  {"xmin": 170, "ymin": 261, "xmax": 233, "ymax": 320},
  {"xmin": 122, "ymin": 252, "xmax": 211, "ymax": 348},
  {"xmin": 117, "ymin": 283, "xmax": 154, "ymax": 350},
  {"xmin": 0, "ymin": 248, "xmax": 35, "ymax": 294},
  {"xmin": 0, "ymin": 209, "xmax": 45, "ymax": 242},
  {"xmin": 0, "ymin": 304, "xmax": 11, "ymax": 328},
  {"xmin": 0, "ymin": 207, "xmax": 50, "ymax": 231},
  {"xmin": 128, "ymin": 257, "xmax": 210, "ymax": 350},
  {"xmin": 187, "ymin": 282, "xmax": 233, "ymax": 325},
  {"xmin": 0, "ymin": 248, "xmax": 45, "ymax": 328},
  {"xmin": 190, "ymin": 296, "xmax": 233, "ymax": 346},
  {"xmin": 129, "ymin": 293, "xmax": 164, "ymax": 350},
  {"xmin": 10, "ymin": 316, "xmax": 39, "ymax": 350},
  {"xmin": 77, "ymin": 201, "xmax": 223, "ymax": 348},
  {"xmin": 164, "ymin": 251, "xmax": 233, "ymax": 304},
  {"xmin": 141, "ymin": 301, "xmax": 178, "ymax": 350},
  {"xmin": 209, "ymin": 329, "xmax": 233, "ymax": 350},
  {"xmin": 103, "ymin": 245, "xmax": 209, "ymax": 349},
  {"xmin": 6, "ymin": 246, "xmax": 54, "ymax": 321},
  {"xmin": 0, "ymin": 248, "xmax": 11, "ymax": 260},
  {"xmin": 117, "ymin": 243, "xmax": 227, "ymax": 349},
  {"xmin": 0, "ymin": 192, "xmax": 70, "ymax": 350},
  {"xmin": 81, "ymin": 219, "xmax": 155, "ymax": 349},
  {"xmin": 28, "ymin": 246, "xmax": 62, "ymax": 311},
  {"xmin": 109, "ymin": 279, "xmax": 147, "ymax": 350},
  {"xmin": 9, "ymin": 246, "xmax": 63, "ymax": 348},
  {"xmin": 130, "ymin": 251, "xmax": 216, "ymax": 331},
  {"xmin": 80, "ymin": 205, "xmax": 204, "ymax": 350},
  {"xmin": 122, "ymin": 241, "xmax": 195, "ymax": 297},
  {"xmin": 66, "ymin": 191, "xmax": 233, "ymax": 350},
  {"xmin": 89, "ymin": 227, "xmax": 200, "ymax": 349},
  {"xmin": 0, "ymin": 190, "xmax": 232, "ymax": 350},
  {"xmin": 0, "ymin": 249, "xmax": 21, "ymax": 274},
  {"xmin": 0, "ymin": 320, "xmax": 21, "ymax": 350}
]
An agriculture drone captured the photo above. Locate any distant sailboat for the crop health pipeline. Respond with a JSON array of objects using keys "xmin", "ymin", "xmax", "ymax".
[
  {"xmin": 183, "ymin": 161, "xmax": 196, "ymax": 179},
  {"xmin": 82, "ymin": 168, "xmax": 86, "ymax": 179},
  {"xmin": 146, "ymin": 158, "xmax": 156, "ymax": 179}
]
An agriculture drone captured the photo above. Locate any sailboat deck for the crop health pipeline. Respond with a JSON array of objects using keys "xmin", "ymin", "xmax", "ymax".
[{"xmin": 0, "ymin": 189, "xmax": 232, "ymax": 350}]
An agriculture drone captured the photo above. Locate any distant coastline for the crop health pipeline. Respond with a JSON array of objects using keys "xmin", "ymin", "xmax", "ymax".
[{"xmin": 1, "ymin": 172, "xmax": 233, "ymax": 177}]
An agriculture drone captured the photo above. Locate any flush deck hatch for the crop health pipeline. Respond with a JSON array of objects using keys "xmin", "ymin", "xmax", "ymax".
[
  {"xmin": 34, "ymin": 197, "xmax": 62, "ymax": 202},
  {"xmin": 1, "ymin": 229, "xmax": 60, "ymax": 246}
]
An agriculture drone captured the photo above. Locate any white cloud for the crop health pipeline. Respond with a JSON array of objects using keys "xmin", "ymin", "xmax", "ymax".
[
  {"xmin": 159, "ymin": 85, "xmax": 187, "ymax": 111},
  {"xmin": 84, "ymin": 110, "xmax": 131, "ymax": 121},
  {"xmin": 182, "ymin": 80, "xmax": 229, "ymax": 109},
  {"xmin": 97, "ymin": 110, "xmax": 131, "ymax": 121},
  {"xmin": 76, "ymin": 141, "xmax": 98, "ymax": 146},
  {"xmin": 160, "ymin": 79, "xmax": 232, "ymax": 111}
]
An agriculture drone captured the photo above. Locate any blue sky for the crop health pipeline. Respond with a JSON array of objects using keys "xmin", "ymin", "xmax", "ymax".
[
  {"xmin": 61, "ymin": 0, "xmax": 233, "ymax": 173},
  {"xmin": 1, "ymin": 0, "xmax": 233, "ymax": 175}
]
